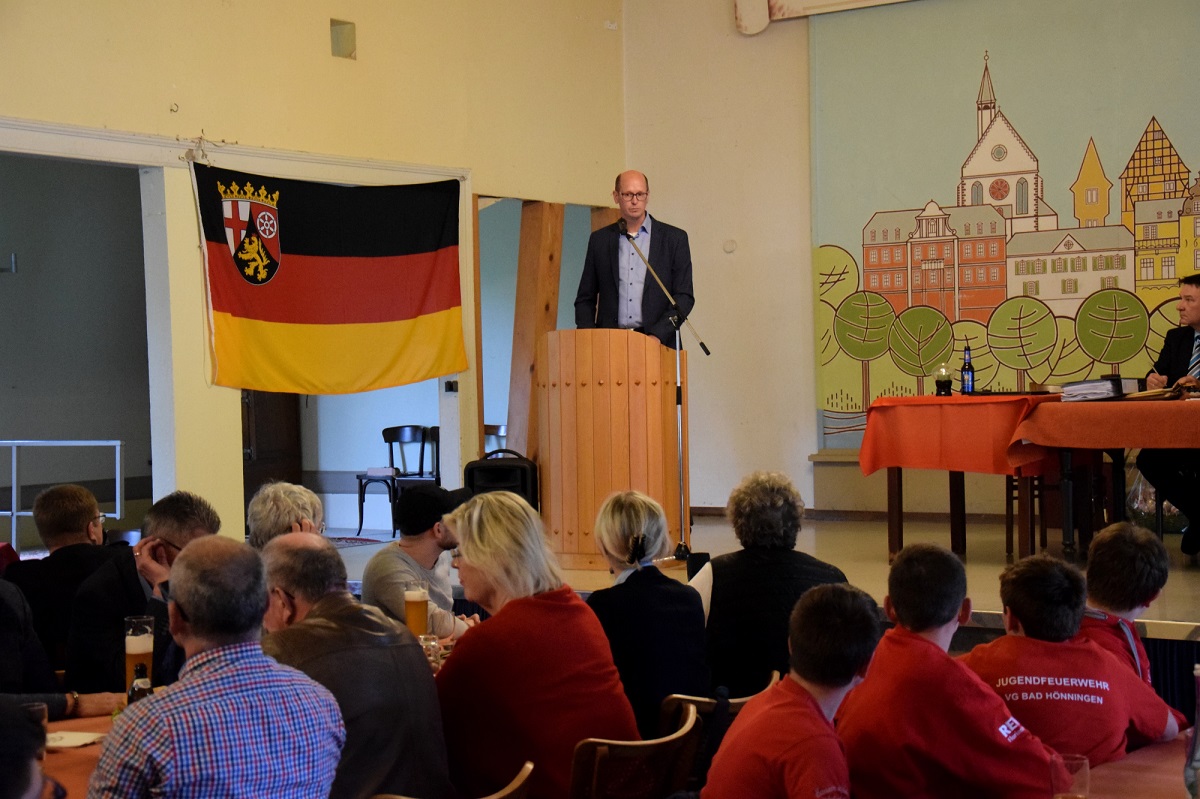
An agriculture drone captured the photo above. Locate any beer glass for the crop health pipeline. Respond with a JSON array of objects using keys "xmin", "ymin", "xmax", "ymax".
[
  {"xmin": 21, "ymin": 703, "xmax": 47, "ymax": 760},
  {"xmin": 404, "ymin": 580, "xmax": 430, "ymax": 638},
  {"xmin": 124, "ymin": 615, "xmax": 155, "ymax": 691},
  {"xmin": 1050, "ymin": 753, "xmax": 1089, "ymax": 799}
]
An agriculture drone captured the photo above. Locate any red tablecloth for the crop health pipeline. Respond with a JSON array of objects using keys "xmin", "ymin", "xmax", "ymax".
[
  {"xmin": 1010, "ymin": 397, "xmax": 1200, "ymax": 457},
  {"xmin": 860, "ymin": 394, "xmax": 1060, "ymax": 477}
]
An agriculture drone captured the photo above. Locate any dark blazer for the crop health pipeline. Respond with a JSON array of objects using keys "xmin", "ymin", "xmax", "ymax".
[
  {"xmin": 65, "ymin": 548, "xmax": 179, "ymax": 692},
  {"xmin": 3, "ymin": 542, "xmax": 125, "ymax": 669},
  {"xmin": 586, "ymin": 566, "xmax": 709, "ymax": 737},
  {"xmin": 0, "ymin": 579, "xmax": 57, "ymax": 694},
  {"xmin": 574, "ymin": 215, "xmax": 695, "ymax": 348},
  {"xmin": 1151, "ymin": 325, "xmax": 1198, "ymax": 384}
]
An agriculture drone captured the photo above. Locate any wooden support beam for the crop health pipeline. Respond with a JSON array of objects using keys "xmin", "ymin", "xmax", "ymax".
[
  {"xmin": 469, "ymin": 195, "xmax": 486, "ymax": 460},
  {"xmin": 506, "ymin": 201, "xmax": 564, "ymax": 459}
]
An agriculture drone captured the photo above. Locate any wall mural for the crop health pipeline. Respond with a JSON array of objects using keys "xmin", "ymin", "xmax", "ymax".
[{"xmin": 814, "ymin": 31, "xmax": 1200, "ymax": 449}]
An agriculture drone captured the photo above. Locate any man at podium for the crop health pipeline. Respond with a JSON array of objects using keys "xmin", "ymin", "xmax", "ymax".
[{"xmin": 574, "ymin": 170, "xmax": 694, "ymax": 348}]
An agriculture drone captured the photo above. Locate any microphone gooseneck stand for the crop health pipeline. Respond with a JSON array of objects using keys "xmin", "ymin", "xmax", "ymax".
[{"xmin": 619, "ymin": 219, "xmax": 711, "ymax": 560}]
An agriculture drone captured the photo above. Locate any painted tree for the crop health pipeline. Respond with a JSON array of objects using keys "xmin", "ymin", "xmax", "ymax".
[
  {"xmin": 889, "ymin": 306, "xmax": 954, "ymax": 395},
  {"xmin": 1074, "ymin": 289, "xmax": 1149, "ymax": 372},
  {"xmin": 1027, "ymin": 316, "xmax": 1094, "ymax": 386},
  {"xmin": 814, "ymin": 244, "xmax": 861, "ymax": 309},
  {"xmin": 833, "ymin": 291, "xmax": 895, "ymax": 407},
  {"xmin": 986, "ymin": 296, "xmax": 1057, "ymax": 391},
  {"xmin": 952, "ymin": 320, "xmax": 1003, "ymax": 391}
]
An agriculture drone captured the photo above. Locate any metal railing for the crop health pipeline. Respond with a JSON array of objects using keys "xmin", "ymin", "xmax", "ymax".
[{"xmin": 1, "ymin": 440, "xmax": 124, "ymax": 549}]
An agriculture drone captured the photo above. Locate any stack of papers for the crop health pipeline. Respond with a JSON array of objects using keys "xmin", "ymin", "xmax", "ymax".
[{"xmin": 1062, "ymin": 377, "xmax": 1139, "ymax": 402}]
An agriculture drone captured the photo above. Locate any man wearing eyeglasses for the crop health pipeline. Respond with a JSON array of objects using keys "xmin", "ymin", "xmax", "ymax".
[
  {"xmin": 574, "ymin": 170, "xmax": 695, "ymax": 348},
  {"xmin": 65, "ymin": 491, "xmax": 220, "ymax": 692},
  {"xmin": 2, "ymin": 484, "xmax": 122, "ymax": 671}
]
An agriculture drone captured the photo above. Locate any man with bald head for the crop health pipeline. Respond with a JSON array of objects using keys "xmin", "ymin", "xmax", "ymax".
[
  {"xmin": 89, "ymin": 535, "xmax": 344, "ymax": 799},
  {"xmin": 262, "ymin": 533, "xmax": 454, "ymax": 799},
  {"xmin": 574, "ymin": 170, "xmax": 695, "ymax": 348}
]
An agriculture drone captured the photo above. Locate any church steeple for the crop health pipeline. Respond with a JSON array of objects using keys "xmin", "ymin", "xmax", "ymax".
[{"xmin": 977, "ymin": 52, "xmax": 996, "ymax": 141}]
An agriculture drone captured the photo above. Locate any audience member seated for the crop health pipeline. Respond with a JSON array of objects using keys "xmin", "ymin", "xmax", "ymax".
[
  {"xmin": 89, "ymin": 536, "xmax": 345, "ymax": 799},
  {"xmin": 246, "ymin": 481, "xmax": 324, "ymax": 549},
  {"xmin": 3, "ymin": 484, "xmax": 123, "ymax": 669},
  {"xmin": 0, "ymin": 580, "xmax": 122, "ymax": 720},
  {"xmin": 960, "ymin": 554, "xmax": 1179, "ymax": 766},
  {"xmin": 261, "ymin": 532, "xmax": 456, "ymax": 799},
  {"xmin": 703, "ymin": 583, "xmax": 882, "ymax": 799},
  {"xmin": 837, "ymin": 543, "xmax": 1059, "ymax": 799},
  {"xmin": 361, "ymin": 484, "xmax": 475, "ymax": 638},
  {"xmin": 66, "ymin": 491, "xmax": 220, "ymax": 692},
  {"xmin": 585, "ymin": 490, "xmax": 708, "ymax": 737},
  {"xmin": 1, "ymin": 697, "xmax": 61, "ymax": 799},
  {"xmin": 436, "ymin": 491, "xmax": 638, "ymax": 799},
  {"xmin": 690, "ymin": 471, "xmax": 846, "ymax": 696},
  {"xmin": 1080, "ymin": 522, "xmax": 1176, "ymax": 693}
]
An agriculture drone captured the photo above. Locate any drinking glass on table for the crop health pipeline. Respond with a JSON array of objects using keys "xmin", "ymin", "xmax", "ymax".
[
  {"xmin": 124, "ymin": 615, "xmax": 154, "ymax": 692},
  {"xmin": 21, "ymin": 702, "xmax": 48, "ymax": 760},
  {"xmin": 1051, "ymin": 753, "xmax": 1089, "ymax": 799},
  {"xmin": 404, "ymin": 580, "xmax": 430, "ymax": 638}
]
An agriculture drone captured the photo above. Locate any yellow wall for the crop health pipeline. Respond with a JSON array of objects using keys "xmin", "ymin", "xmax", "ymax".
[{"xmin": 0, "ymin": 1, "xmax": 624, "ymax": 205}]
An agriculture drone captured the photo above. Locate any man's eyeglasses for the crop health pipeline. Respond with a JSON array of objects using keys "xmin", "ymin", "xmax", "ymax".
[
  {"xmin": 92, "ymin": 513, "xmax": 107, "ymax": 527},
  {"xmin": 618, "ymin": 192, "xmax": 648, "ymax": 202}
]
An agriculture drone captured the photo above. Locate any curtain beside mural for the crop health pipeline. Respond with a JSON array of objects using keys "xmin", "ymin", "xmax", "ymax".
[{"xmin": 191, "ymin": 163, "xmax": 467, "ymax": 395}]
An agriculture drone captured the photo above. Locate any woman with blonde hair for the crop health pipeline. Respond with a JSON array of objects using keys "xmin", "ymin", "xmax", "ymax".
[
  {"xmin": 586, "ymin": 491, "xmax": 708, "ymax": 737},
  {"xmin": 435, "ymin": 491, "xmax": 637, "ymax": 799}
]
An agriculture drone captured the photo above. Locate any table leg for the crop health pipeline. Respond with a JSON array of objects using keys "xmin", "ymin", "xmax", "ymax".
[
  {"xmin": 1017, "ymin": 475, "xmax": 1033, "ymax": 558},
  {"xmin": 1060, "ymin": 450, "xmax": 1076, "ymax": 555},
  {"xmin": 1106, "ymin": 448, "xmax": 1127, "ymax": 523},
  {"xmin": 949, "ymin": 471, "xmax": 966, "ymax": 557},
  {"xmin": 888, "ymin": 467, "xmax": 903, "ymax": 561}
]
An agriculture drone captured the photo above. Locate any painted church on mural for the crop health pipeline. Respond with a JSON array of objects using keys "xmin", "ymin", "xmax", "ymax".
[{"xmin": 859, "ymin": 56, "xmax": 1199, "ymax": 323}]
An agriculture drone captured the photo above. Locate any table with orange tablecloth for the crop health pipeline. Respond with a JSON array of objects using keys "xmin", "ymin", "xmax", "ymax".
[
  {"xmin": 1010, "ymin": 397, "xmax": 1200, "ymax": 546},
  {"xmin": 860, "ymin": 394, "xmax": 1060, "ymax": 559},
  {"xmin": 44, "ymin": 714, "xmax": 111, "ymax": 796}
]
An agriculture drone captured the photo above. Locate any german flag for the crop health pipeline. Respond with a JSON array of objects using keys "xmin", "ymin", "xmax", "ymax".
[{"xmin": 191, "ymin": 163, "xmax": 468, "ymax": 394}]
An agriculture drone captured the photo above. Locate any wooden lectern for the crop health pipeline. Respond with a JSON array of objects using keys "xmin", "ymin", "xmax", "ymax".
[{"xmin": 536, "ymin": 329, "xmax": 690, "ymax": 569}]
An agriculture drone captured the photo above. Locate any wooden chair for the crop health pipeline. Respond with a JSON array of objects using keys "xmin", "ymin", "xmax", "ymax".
[
  {"xmin": 568, "ymin": 703, "xmax": 701, "ymax": 799},
  {"xmin": 658, "ymin": 671, "xmax": 781, "ymax": 791},
  {"xmin": 1004, "ymin": 474, "xmax": 1048, "ymax": 555},
  {"xmin": 355, "ymin": 425, "xmax": 433, "ymax": 537},
  {"xmin": 370, "ymin": 761, "xmax": 533, "ymax": 799}
]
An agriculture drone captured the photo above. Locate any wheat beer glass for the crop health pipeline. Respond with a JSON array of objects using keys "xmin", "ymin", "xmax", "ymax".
[
  {"xmin": 124, "ymin": 615, "xmax": 154, "ymax": 691},
  {"xmin": 403, "ymin": 580, "xmax": 430, "ymax": 638}
]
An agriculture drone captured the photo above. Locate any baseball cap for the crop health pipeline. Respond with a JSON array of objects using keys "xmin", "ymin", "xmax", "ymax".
[{"xmin": 394, "ymin": 484, "xmax": 473, "ymax": 536}]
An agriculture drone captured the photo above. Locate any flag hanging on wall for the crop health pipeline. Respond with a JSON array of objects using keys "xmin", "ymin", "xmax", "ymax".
[{"xmin": 191, "ymin": 163, "xmax": 468, "ymax": 394}]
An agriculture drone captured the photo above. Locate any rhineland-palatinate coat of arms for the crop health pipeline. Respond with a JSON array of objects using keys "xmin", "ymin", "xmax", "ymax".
[{"xmin": 218, "ymin": 181, "xmax": 281, "ymax": 285}]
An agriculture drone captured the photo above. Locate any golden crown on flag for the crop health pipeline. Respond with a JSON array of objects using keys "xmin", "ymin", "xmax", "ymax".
[{"xmin": 217, "ymin": 181, "xmax": 280, "ymax": 208}]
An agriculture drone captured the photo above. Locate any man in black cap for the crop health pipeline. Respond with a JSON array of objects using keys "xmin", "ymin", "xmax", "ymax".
[{"xmin": 360, "ymin": 485, "xmax": 474, "ymax": 638}]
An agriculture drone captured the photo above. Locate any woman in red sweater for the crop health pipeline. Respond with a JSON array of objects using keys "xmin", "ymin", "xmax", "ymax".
[{"xmin": 436, "ymin": 491, "xmax": 639, "ymax": 799}]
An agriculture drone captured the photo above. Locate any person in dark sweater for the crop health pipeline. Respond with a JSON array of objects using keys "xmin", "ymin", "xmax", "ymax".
[
  {"xmin": 690, "ymin": 471, "xmax": 847, "ymax": 697},
  {"xmin": 586, "ymin": 491, "xmax": 708, "ymax": 737}
]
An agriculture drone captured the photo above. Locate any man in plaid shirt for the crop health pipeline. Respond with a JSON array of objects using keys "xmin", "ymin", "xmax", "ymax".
[{"xmin": 88, "ymin": 535, "xmax": 345, "ymax": 799}]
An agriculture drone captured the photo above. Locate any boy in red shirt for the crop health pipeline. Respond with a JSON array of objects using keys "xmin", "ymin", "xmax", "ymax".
[
  {"xmin": 960, "ymin": 555, "xmax": 1179, "ymax": 766},
  {"xmin": 702, "ymin": 583, "xmax": 882, "ymax": 799},
  {"xmin": 1080, "ymin": 522, "xmax": 1168, "ymax": 687},
  {"xmin": 837, "ymin": 544, "xmax": 1059, "ymax": 799}
]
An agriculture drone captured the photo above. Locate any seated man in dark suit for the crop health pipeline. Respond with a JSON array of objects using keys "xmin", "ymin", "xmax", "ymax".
[
  {"xmin": 1140, "ymin": 274, "xmax": 1200, "ymax": 554},
  {"xmin": 262, "ymin": 533, "xmax": 455, "ymax": 799},
  {"xmin": 3, "ymin": 484, "xmax": 122, "ymax": 669},
  {"xmin": 574, "ymin": 170, "xmax": 695, "ymax": 348},
  {"xmin": 65, "ymin": 491, "xmax": 220, "ymax": 692}
]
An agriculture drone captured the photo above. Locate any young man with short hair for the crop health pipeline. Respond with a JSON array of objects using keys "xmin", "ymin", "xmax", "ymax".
[
  {"xmin": 836, "ymin": 544, "xmax": 1058, "ymax": 798},
  {"xmin": 960, "ymin": 554, "xmax": 1179, "ymax": 766},
  {"xmin": 702, "ymin": 583, "xmax": 882, "ymax": 799}
]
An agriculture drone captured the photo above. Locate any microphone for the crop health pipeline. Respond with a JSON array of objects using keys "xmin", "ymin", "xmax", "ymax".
[{"xmin": 617, "ymin": 218, "xmax": 633, "ymax": 239}]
